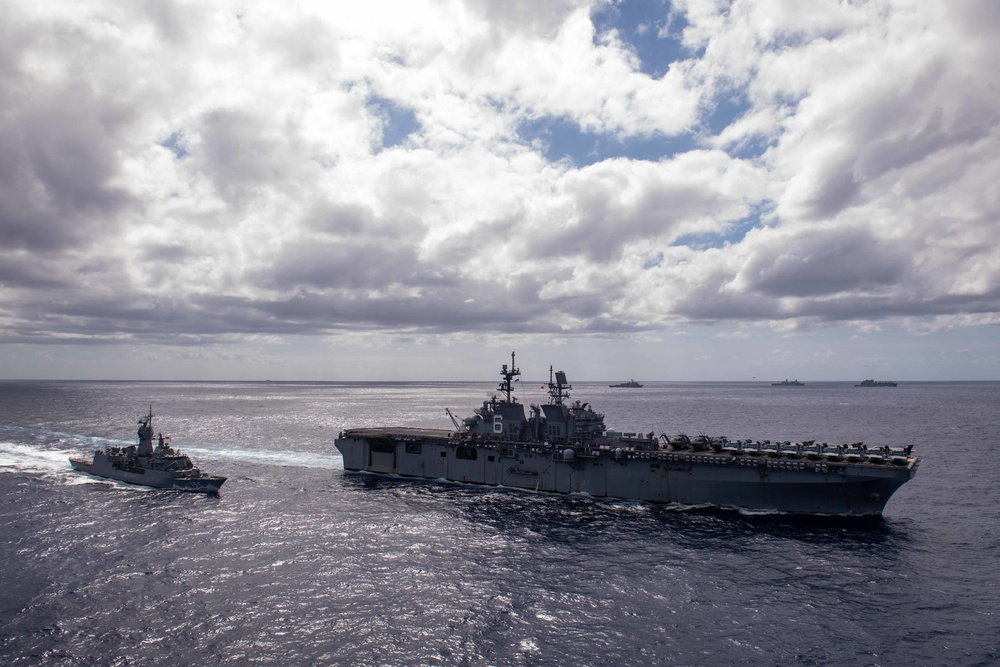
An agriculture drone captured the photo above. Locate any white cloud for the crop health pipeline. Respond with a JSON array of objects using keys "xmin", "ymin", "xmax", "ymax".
[{"xmin": 0, "ymin": 0, "xmax": 997, "ymax": 379}]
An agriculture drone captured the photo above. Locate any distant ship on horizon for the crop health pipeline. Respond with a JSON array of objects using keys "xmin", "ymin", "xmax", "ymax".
[
  {"xmin": 609, "ymin": 379, "xmax": 643, "ymax": 388},
  {"xmin": 771, "ymin": 379, "xmax": 804, "ymax": 386},
  {"xmin": 856, "ymin": 379, "xmax": 898, "ymax": 387}
]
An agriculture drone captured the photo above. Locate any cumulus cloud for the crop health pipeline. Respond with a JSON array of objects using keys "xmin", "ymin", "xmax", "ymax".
[{"xmin": 0, "ymin": 0, "xmax": 998, "ymax": 358}]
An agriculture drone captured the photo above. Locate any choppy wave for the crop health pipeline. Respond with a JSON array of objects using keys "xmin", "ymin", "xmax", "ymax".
[{"xmin": 1, "ymin": 380, "xmax": 998, "ymax": 667}]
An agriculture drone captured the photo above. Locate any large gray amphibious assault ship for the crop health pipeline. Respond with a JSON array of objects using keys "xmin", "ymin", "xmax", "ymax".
[
  {"xmin": 335, "ymin": 354, "xmax": 919, "ymax": 516},
  {"xmin": 70, "ymin": 408, "xmax": 226, "ymax": 493}
]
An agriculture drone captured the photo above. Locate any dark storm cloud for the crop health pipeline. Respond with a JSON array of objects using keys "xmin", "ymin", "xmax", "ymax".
[
  {"xmin": 246, "ymin": 276, "xmax": 622, "ymax": 335},
  {"xmin": 0, "ymin": 260, "xmax": 642, "ymax": 345},
  {"xmin": 258, "ymin": 200, "xmax": 456, "ymax": 293},
  {"xmin": 136, "ymin": 0, "xmax": 197, "ymax": 44},
  {"xmin": 139, "ymin": 242, "xmax": 196, "ymax": 265},
  {"xmin": 301, "ymin": 201, "xmax": 372, "ymax": 235},
  {"xmin": 799, "ymin": 166, "xmax": 860, "ymax": 222},
  {"xmin": 422, "ymin": 211, "xmax": 524, "ymax": 263},
  {"xmin": 671, "ymin": 283, "xmax": 960, "ymax": 326},
  {"xmin": 463, "ymin": 0, "xmax": 590, "ymax": 36},
  {"xmin": 0, "ymin": 76, "xmax": 132, "ymax": 251},
  {"xmin": 666, "ymin": 224, "xmax": 914, "ymax": 324},
  {"xmin": 252, "ymin": 253, "xmax": 629, "ymax": 335},
  {"xmin": 951, "ymin": 0, "xmax": 1000, "ymax": 42},
  {"xmin": 741, "ymin": 225, "xmax": 907, "ymax": 299},
  {"xmin": 263, "ymin": 239, "xmax": 457, "ymax": 291},
  {"xmin": 0, "ymin": 291, "xmax": 304, "ymax": 345},
  {"xmin": 254, "ymin": 290, "xmax": 526, "ymax": 332},
  {"xmin": 0, "ymin": 253, "xmax": 71, "ymax": 289},
  {"xmin": 194, "ymin": 109, "xmax": 297, "ymax": 207},
  {"xmin": 854, "ymin": 88, "xmax": 996, "ymax": 185},
  {"xmin": 800, "ymin": 288, "xmax": 1000, "ymax": 322}
]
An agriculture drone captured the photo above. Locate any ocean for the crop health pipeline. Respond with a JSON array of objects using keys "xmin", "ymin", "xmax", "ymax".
[{"xmin": 1, "ymin": 379, "xmax": 998, "ymax": 666}]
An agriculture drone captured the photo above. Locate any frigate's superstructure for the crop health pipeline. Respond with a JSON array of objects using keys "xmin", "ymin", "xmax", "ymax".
[
  {"xmin": 335, "ymin": 354, "xmax": 919, "ymax": 516},
  {"xmin": 70, "ymin": 407, "xmax": 226, "ymax": 493}
]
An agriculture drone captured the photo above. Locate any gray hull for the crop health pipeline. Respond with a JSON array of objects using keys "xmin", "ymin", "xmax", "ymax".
[
  {"xmin": 335, "ymin": 428, "xmax": 918, "ymax": 516},
  {"xmin": 70, "ymin": 457, "xmax": 226, "ymax": 493}
]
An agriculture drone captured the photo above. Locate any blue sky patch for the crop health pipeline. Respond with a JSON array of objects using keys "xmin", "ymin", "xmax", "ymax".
[
  {"xmin": 161, "ymin": 132, "xmax": 188, "ymax": 159},
  {"xmin": 704, "ymin": 89, "xmax": 751, "ymax": 137},
  {"xmin": 518, "ymin": 115, "xmax": 696, "ymax": 166},
  {"xmin": 643, "ymin": 251, "xmax": 664, "ymax": 269},
  {"xmin": 591, "ymin": 0, "xmax": 689, "ymax": 78},
  {"xmin": 671, "ymin": 201, "xmax": 774, "ymax": 249},
  {"xmin": 366, "ymin": 95, "xmax": 421, "ymax": 150},
  {"xmin": 700, "ymin": 89, "xmax": 779, "ymax": 160},
  {"xmin": 724, "ymin": 132, "xmax": 776, "ymax": 161}
]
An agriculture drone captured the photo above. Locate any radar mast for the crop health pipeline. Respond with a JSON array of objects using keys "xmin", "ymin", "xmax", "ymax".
[
  {"xmin": 548, "ymin": 366, "xmax": 571, "ymax": 405},
  {"xmin": 498, "ymin": 351, "xmax": 520, "ymax": 403}
]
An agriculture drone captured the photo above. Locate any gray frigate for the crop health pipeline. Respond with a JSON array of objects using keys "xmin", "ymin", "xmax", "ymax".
[
  {"xmin": 70, "ymin": 408, "xmax": 226, "ymax": 493},
  {"xmin": 335, "ymin": 353, "xmax": 919, "ymax": 516}
]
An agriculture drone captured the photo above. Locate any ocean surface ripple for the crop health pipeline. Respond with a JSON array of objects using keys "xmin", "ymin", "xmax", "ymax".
[{"xmin": 1, "ymin": 380, "xmax": 998, "ymax": 665}]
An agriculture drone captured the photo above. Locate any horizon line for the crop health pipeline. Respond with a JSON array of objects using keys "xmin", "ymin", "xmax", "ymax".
[{"xmin": 1, "ymin": 378, "xmax": 995, "ymax": 384}]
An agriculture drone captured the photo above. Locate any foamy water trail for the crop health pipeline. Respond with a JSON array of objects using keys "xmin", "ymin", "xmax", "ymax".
[
  {"xmin": 1, "ymin": 438, "xmax": 341, "ymax": 480},
  {"xmin": 1, "ymin": 420, "xmax": 343, "ymax": 473},
  {"xmin": 0, "ymin": 440, "xmax": 101, "ymax": 485},
  {"xmin": 189, "ymin": 447, "xmax": 343, "ymax": 470},
  {"xmin": 0, "ymin": 441, "xmax": 78, "ymax": 472}
]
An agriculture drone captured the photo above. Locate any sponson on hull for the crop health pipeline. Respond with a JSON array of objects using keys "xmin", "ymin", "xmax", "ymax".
[
  {"xmin": 70, "ymin": 407, "xmax": 226, "ymax": 494},
  {"xmin": 335, "ymin": 353, "xmax": 919, "ymax": 516}
]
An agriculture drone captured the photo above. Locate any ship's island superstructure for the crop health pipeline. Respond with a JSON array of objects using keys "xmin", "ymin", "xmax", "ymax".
[
  {"xmin": 335, "ymin": 354, "xmax": 919, "ymax": 516},
  {"xmin": 70, "ymin": 407, "xmax": 226, "ymax": 493}
]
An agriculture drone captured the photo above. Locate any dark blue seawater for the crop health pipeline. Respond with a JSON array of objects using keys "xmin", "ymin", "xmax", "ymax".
[{"xmin": 1, "ymin": 380, "xmax": 998, "ymax": 666}]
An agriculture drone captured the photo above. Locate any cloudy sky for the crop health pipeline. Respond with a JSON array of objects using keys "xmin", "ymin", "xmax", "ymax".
[{"xmin": 1, "ymin": 0, "xmax": 998, "ymax": 381}]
